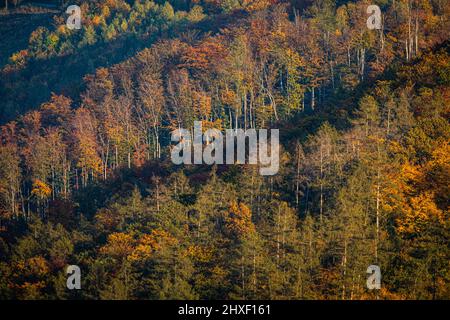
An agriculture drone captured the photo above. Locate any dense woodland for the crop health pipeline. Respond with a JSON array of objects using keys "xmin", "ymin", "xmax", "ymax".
[{"xmin": 0, "ymin": 0, "xmax": 449, "ymax": 299}]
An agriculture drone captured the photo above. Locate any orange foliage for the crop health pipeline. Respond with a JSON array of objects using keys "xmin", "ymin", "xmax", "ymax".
[
  {"xmin": 384, "ymin": 142, "xmax": 449, "ymax": 236},
  {"xmin": 184, "ymin": 245, "xmax": 213, "ymax": 263},
  {"xmin": 181, "ymin": 36, "xmax": 228, "ymax": 74},
  {"xmin": 100, "ymin": 232, "xmax": 135, "ymax": 259},
  {"xmin": 31, "ymin": 179, "xmax": 52, "ymax": 200},
  {"xmin": 193, "ymin": 91, "xmax": 212, "ymax": 119},
  {"xmin": 224, "ymin": 201, "xmax": 255, "ymax": 238},
  {"xmin": 92, "ymin": 15, "xmax": 103, "ymax": 26},
  {"xmin": 128, "ymin": 229, "xmax": 178, "ymax": 262},
  {"xmin": 245, "ymin": 0, "xmax": 274, "ymax": 12},
  {"xmin": 15, "ymin": 256, "xmax": 50, "ymax": 278},
  {"xmin": 9, "ymin": 50, "xmax": 28, "ymax": 68}
]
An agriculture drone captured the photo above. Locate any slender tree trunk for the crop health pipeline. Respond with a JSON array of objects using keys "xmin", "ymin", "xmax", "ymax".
[
  {"xmin": 330, "ymin": 60, "xmax": 335, "ymax": 89},
  {"xmin": 75, "ymin": 168, "xmax": 79, "ymax": 190},
  {"xmin": 10, "ymin": 189, "xmax": 15, "ymax": 217},
  {"xmin": 347, "ymin": 47, "xmax": 351, "ymax": 67},
  {"xmin": 386, "ymin": 108, "xmax": 391, "ymax": 136},
  {"xmin": 415, "ymin": 11, "xmax": 419, "ymax": 56},
  {"xmin": 241, "ymin": 253, "xmax": 245, "ymax": 299},
  {"xmin": 295, "ymin": 143, "xmax": 301, "ymax": 208},
  {"xmin": 408, "ymin": 0, "xmax": 412, "ymax": 58},
  {"xmin": 380, "ymin": 15, "xmax": 385, "ymax": 53},
  {"xmin": 296, "ymin": 258, "xmax": 303, "ymax": 298},
  {"xmin": 104, "ymin": 143, "xmax": 109, "ymax": 180},
  {"xmin": 51, "ymin": 165, "xmax": 55, "ymax": 200},
  {"xmin": 243, "ymin": 91, "xmax": 247, "ymax": 130},
  {"xmin": 253, "ymin": 245, "xmax": 257, "ymax": 292},
  {"xmin": 361, "ymin": 48, "xmax": 365, "ymax": 81},
  {"xmin": 342, "ymin": 239, "xmax": 347, "ymax": 300},
  {"xmin": 156, "ymin": 180, "xmax": 160, "ymax": 212},
  {"xmin": 63, "ymin": 157, "xmax": 68, "ymax": 198},
  {"xmin": 319, "ymin": 145, "xmax": 324, "ymax": 223},
  {"xmin": 375, "ymin": 169, "xmax": 380, "ymax": 263},
  {"xmin": 350, "ymin": 275, "xmax": 355, "ymax": 300},
  {"xmin": 276, "ymin": 207, "xmax": 280, "ymax": 268},
  {"xmin": 405, "ymin": 40, "xmax": 409, "ymax": 61},
  {"xmin": 115, "ymin": 144, "xmax": 119, "ymax": 169},
  {"xmin": 249, "ymin": 91, "xmax": 253, "ymax": 128}
]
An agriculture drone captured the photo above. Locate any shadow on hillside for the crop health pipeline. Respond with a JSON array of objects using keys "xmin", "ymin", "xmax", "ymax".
[
  {"xmin": 0, "ymin": 12, "xmax": 54, "ymax": 67},
  {"xmin": 0, "ymin": 10, "xmax": 249, "ymax": 125},
  {"xmin": 0, "ymin": 33, "xmax": 148, "ymax": 123}
]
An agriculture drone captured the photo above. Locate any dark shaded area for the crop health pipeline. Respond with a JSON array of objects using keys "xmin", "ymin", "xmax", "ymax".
[
  {"xmin": 0, "ymin": 33, "xmax": 147, "ymax": 123},
  {"xmin": 0, "ymin": 9, "xmax": 248, "ymax": 124},
  {"xmin": 0, "ymin": 12, "xmax": 54, "ymax": 67}
]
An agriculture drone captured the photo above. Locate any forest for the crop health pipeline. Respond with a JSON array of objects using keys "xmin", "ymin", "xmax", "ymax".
[{"xmin": 0, "ymin": 0, "xmax": 449, "ymax": 299}]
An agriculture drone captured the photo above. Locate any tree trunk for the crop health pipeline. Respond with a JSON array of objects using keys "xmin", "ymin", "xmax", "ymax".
[
  {"xmin": 241, "ymin": 253, "xmax": 245, "ymax": 299},
  {"xmin": 341, "ymin": 239, "xmax": 347, "ymax": 300},
  {"xmin": 295, "ymin": 143, "xmax": 301, "ymax": 208},
  {"xmin": 415, "ymin": 11, "xmax": 419, "ymax": 56},
  {"xmin": 319, "ymin": 145, "xmax": 323, "ymax": 223},
  {"xmin": 375, "ymin": 169, "xmax": 380, "ymax": 263}
]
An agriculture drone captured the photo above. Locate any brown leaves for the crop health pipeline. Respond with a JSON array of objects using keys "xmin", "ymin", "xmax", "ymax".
[
  {"xmin": 100, "ymin": 230, "xmax": 178, "ymax": 262},
  {"xmin": 184, "ymin": 245, "xmax": 213, "ymax": 263},
  {"xmin": 71, "ymin": 108, "xmax": 102, "ymax": 175},
  {"xmin": 223, "ymin": 201, "xmax": 255, "ymax": 239},
  {"xmin": 128, "ymin": 229, "xmax": 178, "ymax": 262},
  {"xmin": 181, "ymin": 35, "xmax": 229, "ymax": 75},
  {"xmin": 10, "ymin": 256, "xmax": 50, "ymax": 299},
  {"xmin": 40, "ymin": 94, "xmax": 72, "ymax": 127},
  {"xmin": 100, "ymin": 232, "xmax": 135, "ymax": 259}
]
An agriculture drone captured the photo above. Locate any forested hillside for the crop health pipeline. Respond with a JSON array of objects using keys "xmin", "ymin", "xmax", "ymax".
[{"xmin": 0, "ymin": 0, "xmax": 449, "ymax": 299}]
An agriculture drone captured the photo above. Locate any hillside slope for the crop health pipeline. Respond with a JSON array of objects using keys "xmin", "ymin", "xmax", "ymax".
[{"xmin": 0, "ymin": 0, "xmax": 448, "ymax": 300}]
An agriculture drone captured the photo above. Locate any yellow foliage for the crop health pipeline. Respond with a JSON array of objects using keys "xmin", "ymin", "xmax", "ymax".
[
  {"xmin": 211, "ymin": 266, "xmax": 227, "ymax": 277},
  {"xmin": 285, "ymin": 48, "xmax": 304, "ymax": 68},
  {"xmin": 224, "ymin": 201, "xmax": 255, "ymax": 238},
  {"xmin": 31, "ymin": 179, "xmax": 52, "ymax": 199},
  {"xmin": 430, "ymin": 142, "xmax": 450, "ymax": 167},
  {"xmin": 9, "ymin": 50, "xmax": 28, "ymax": 67},
  {"xmin": 244, "ymin": 0, "xmax": 272, "ymax": 12},
  {"xmin": 221, "ymin": 89, "xmax": 237, "ymax": 106},
  {"xmin": 15, "ymin": 256, "xmax": 49, "ymax": 278},
  {"xmin": 100, "ymin": 232, "xmax": 135, "ymax": 258},
  {"xmin": 127, "ymin": 229, "xmax": 178, "ymax": 262},
  {"xmin": 194, "ymin": 92, "xmax": 212, "ymax": 118},
  {"xmin": 48, "ymin": 33, "xmax": 59, "ymax": 47},
  {"xmin": 386, "ymin": 149, "xmax": 448, "ymax": 236},
  {"xmin": 101, "ymin": 5, "xmax": 111, "ymax": 18},
  {"xmin": 396, "ymin": 191, "xmax": 445, "ymax": 235},
  {"xmin": 145, "ymin": 229, "xmax": 178, "ymax": 248},
  {"xmin": 202, "ymin": 119, "xmax": 223, "ymax": 131},
  {"xmin": 57, "ymin": 25, "xmax": 69, "ymax": 35},
  {"xmin": 127, "ymin": 243, "xmax": 152, "ymax": 262},
  {"xmin": 185, "ymin": 245, "xmax": 213, "ymax": 262}
]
